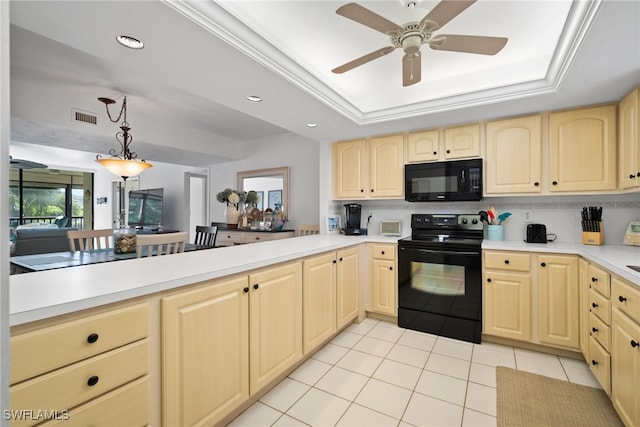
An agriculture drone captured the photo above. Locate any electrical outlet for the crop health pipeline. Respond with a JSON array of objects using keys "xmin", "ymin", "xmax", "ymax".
[{"xmin": 522, "ymin": 210, "xmax": 533, "ymax": 222}]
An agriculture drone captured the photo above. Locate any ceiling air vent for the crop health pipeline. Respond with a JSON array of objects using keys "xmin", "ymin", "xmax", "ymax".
[{"xmin": 72, "ymin": 108, "xmax": 98, "ymax": 126}]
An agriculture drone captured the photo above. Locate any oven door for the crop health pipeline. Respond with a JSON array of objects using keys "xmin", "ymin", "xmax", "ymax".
[{"xmin": 398, "ymin": 243, "xmax": 483, "ymax": 342}]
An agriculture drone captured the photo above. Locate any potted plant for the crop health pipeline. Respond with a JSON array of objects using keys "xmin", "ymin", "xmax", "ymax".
[{"xmin": 216, "ymin": 188, "xmax": 246, "ymax": 229}]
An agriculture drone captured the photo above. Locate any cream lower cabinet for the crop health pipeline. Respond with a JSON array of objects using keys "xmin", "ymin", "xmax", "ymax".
[
  {"xmin": 302, "ymin": 247, "xmax": 360, "ymax": 354},
  {"xmin": 10, "ymin": 303, "xmax": 150, "ymax": 427},
  {"xmin": 611, "ymin": 276, "xmax": 640, "ymax": 426},
  {"xmin": 302, "ymin": 252, "xmax": 337, "ymax": 354},
  {"xmin": 162, "ymin": 262, "xmax": 302, "ymax": 427},
  {"xmin": 370, "ymin": 244, "xmax": 397, "ymax": 316},
  {"xmin": 483, "ymin": 251, "xmax": 532, "ymax": 341},
  {"xmin": 537, "ymin": 254, "xmax": 579, "ymax": 349},
  {"xmin": 162, "ymin": 276, "xmax": 249, "ymax": 427}
]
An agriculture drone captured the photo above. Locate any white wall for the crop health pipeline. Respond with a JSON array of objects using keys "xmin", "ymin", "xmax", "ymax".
[
  {"xmin": 210, "ymin": 133, "xmax": 320, "ymax": 231},
  {"xmin": 10, "ymin": 142, "xmax": 194, "ymax": 231}
]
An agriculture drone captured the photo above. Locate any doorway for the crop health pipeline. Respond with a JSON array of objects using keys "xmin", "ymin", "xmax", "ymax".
[{"xmin": 185, "ymin": 170, "xmax": 209, "ymax": 243}]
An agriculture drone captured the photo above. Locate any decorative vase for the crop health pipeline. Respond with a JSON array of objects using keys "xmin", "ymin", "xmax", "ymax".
[{"xmin": 226, "ymin": 204, "xmax": 240, "ymax": 229}]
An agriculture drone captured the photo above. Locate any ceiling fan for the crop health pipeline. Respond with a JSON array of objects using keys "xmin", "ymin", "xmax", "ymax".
[{"xmin": 332, "ymin": 0, "xmax": 508, "ymax": 87}]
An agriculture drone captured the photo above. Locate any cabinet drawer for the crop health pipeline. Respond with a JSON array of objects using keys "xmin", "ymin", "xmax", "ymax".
[
  {"xmin": 11, "ymin": 340, "xmax": 147, "ymax": 426},
  {"xmin": 41, "ymin": 376, "xmax": 149, "ymax": 427},
  {"xmin": 484, "ymin": 252, "xmax": 530, "ymax": 272},
  {"xmin": 217, "ymin": 232, "xmax": 243, "ymax": 246},
  {"xmin": 612, "ymin": 276, "xmax": 640, "ymax": 324},
  {"xmin": 588, "ymin": 311, "xmax": 611, "ymax": 351},
  {"xmin": 371, "ymin": 244, "xmax": 395, "ymax": 261},
  {"xmin": 588, "ymin": 337, "xmax": 611, "ymax": 395},
  {"xmin": 11, "ymin": 303, "xmax": 148, "ymax": 384},
  {"xmin": 588, "ymin": 288, "xmax": 611, "ymax": 325},
  {"xmin": 587, "ymin": 264, "xmax": 611, "ymax": 298}
]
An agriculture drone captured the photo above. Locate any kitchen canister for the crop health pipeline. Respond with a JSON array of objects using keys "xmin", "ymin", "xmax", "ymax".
[{"xmin": 487, "ymin": 224, "xmax": 505, "ymax": 241}]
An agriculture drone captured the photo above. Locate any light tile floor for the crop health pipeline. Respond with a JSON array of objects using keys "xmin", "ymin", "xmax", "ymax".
[{"xmin": 228, "ymin": 318, "xmax": 600, "ymax": 427}]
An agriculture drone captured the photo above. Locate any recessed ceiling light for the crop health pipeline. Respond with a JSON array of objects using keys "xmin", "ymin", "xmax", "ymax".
[
  {"xmin": 116, "ymin": 35, "xmax": 144, "ymax": 50},
  {"xmin": 246, "ymin": 95, "xmax": 262, "ymax": 103},
  {"xmin": 306, "ymin": 123, "xmax": 318, "ymax": 128}
]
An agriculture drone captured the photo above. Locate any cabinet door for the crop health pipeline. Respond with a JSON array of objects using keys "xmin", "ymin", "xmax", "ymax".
[
  {"xmin": 549, "ymin": 105, "xmax": 617, "ymax": 192},
  {"xmin": 578, "ymin": 258, "xmax": 589, "ymax": 356},
  {"xmin": 302, "ymin": 253, "xmax": 336, "ymax": 355},
  {"xmin": 249, "ymin": 262, "xmax": 302, "ymax": 393},
  {"xmin": 337, "ymin": 246, "xmax": 360, "ymax": 329},
  {"xmin": 332, "ymin": 139, "xmax": 367, "ymax": 199},
  {"xmin": 369, "ymin": 134, "xmax": 404, "ymax": 198},
  {"xmin": 611, "ymin": 308, "xmax": 640, "ymax": 426},
  {"xmin": 444, "ymin": 124, "xmax": 480, "ymax": 159},
  {"xmin": 619, "ymin": 87, "xmax": 639, "ymax": 189},
  {"xmin": 485, "ymin": 115, "xmax": 542, "ymax": 194},
  {"xmin": 371, "ymin": 259, "xmax": 396, "ymax": 315},
  {"xmin": 483, "ymin": 271, "xmax": 531, "ymax": 342},
  {"xmin": 537, "ymin": 255, "xmax": 579, "ymax": 349},
  {"xmin": 162, "ymin": 276, "xmax": 249, "ymax": 427},
  {"xmin": 407, "ymin": 130, "xmax": 439, "ymax": 162}
]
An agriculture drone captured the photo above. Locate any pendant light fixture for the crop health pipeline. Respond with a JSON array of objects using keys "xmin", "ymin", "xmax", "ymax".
[{"xmin": 96, "ymin": 96, "xmax": 152, "ymax": 179}]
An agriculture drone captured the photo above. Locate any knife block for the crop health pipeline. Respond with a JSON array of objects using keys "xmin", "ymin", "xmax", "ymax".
[{"xmin": 582, "ymin": 222, "xmax": 604, "ymax": 245}]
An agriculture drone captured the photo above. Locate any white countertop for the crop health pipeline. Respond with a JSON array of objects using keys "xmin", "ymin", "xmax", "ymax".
[
  {"xmin": 482, "ymin": 240, "xmax": 640, "ymax": 286},
  {"xmin": 10, "ymin": 235, "xmax": 640, "ymax": 327},
  {"xmin": 9, "ymin": 234, "xmax": 401, "ymax": 326}
]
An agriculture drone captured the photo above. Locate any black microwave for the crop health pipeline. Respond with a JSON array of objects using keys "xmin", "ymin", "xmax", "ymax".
[{"xmin": 405, "ymin": 159, "xmax": 483, "ymax": 202}]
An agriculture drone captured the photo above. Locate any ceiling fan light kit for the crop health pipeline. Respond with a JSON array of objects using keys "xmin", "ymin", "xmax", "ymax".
[{"xmin": 333, "ymin": 0, "xmax": 508, "ymax": 87}]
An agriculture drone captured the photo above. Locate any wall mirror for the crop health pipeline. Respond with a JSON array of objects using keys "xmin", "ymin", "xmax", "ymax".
[{"xmin": 237, "ymin": 167, "xmax": 289, "ymax": 218}]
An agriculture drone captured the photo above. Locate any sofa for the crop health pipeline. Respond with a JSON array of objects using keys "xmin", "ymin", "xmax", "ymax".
[{"xmin": 12, "ymin": 227, "xmax": 78, "ymax": 256}]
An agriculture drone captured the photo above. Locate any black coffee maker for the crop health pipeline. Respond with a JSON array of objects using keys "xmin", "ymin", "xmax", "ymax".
[{"xmin": 344, "ymin": 204, "xmax": 364, "ymax": 235}]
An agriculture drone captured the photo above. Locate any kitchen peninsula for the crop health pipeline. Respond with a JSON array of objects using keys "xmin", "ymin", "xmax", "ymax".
[{"xmin": 9, "ymin": 235, "xmax": 640, "ymax": 426}]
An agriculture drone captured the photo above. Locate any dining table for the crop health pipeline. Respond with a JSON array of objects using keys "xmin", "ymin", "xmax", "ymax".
[{"xmin": 9, "ymin": 244, "xmax": 216, "ymax": 274}]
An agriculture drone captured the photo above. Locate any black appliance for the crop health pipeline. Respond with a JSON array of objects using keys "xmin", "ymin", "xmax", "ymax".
[
  {"xmin": 525, "ymin": 223, "xmax": 547, "ymax": 243},
  {"xmin": 343, "ymin": 203, "xmax": 364, "ymax": 235},
  {"xmin": 398, "ymin": 213, "xmax": 484, "ymax": 343},
  {"xmin": 404, "ymin": 159, "xmax": 483, "ymax": 202}
]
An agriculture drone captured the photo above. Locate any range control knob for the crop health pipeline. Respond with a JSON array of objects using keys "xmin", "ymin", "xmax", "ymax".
[
  {"xmin": 472, "ymin": 219, "xmax": 478, "ymax": 224},
  {"xmin": 461, "ymin": 218, "xmax": 468, "ymax": 224}
]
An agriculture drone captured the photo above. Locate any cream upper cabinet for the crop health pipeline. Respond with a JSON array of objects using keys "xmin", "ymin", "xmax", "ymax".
[
  {"xmin": 485, "ymin": 115, "xmax": 542, "ymax": 194},
  {"xmin": 549, "ymin": 105, "xmax": 617, "ymax": 192},
  {"xmin": 407, "ymin": 129, "xmax": 439, "ymax": 162},
  {"xmin": 444, "ymin": 124, "xmax": 481, "ymax": 159},
  {"xmin": 332, "ymin": 139, "xmax": 367, "ymax": 199},
  {"xmin": 249, "ymin": 262, "xmax": 303, "ymax": 393},
  {"xmin": 332, "ymin": 135, "xmax": 404, "ymax": 199},
  {"xmin": 162, "ymin": 276, "xmax": 249, "ymax": 427},
  {"xmin": 302, "ymin": 252, "xmax": 337, "ymax": 355},
  {"xmin": 483, "ymin": 251, "xmax": 532, "ymax": 342},
  {"xmin": 537, "ymin": 254, "xmax": 580, "ymax": 349},
  {"xmin": 619, "ymin": 87, "xmax": 640, "ymax": 190},
  {"xmin": 336, "ymin": 246, "xmax": 360, "ymax": 330}
]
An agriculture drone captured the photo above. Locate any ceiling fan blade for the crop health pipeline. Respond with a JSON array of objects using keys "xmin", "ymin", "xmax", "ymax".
[
  {"xmin": 421, "ymin": 0, "xmax": 476, "ymax": 30},
  {"xmin": 332, "ymin": 46, "xmax": 396, "ymax": 74},
  {"xmin": 402, "ymin": 52, "xmax": 421, "ymax": 87},
  {"xmin": 429, "ymin": 35, "xmax": 508, "ymax": 55},
  {"xmin": 336, "ymin": 3, "xmax": 403, "ymax": 35}
]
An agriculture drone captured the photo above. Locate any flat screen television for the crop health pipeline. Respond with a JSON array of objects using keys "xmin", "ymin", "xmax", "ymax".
[{"xmin": 128, "ymin": 188, "xmax": 163, "ymax": 228}]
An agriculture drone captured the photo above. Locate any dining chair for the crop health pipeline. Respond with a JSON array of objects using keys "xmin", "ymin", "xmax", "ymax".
[
  {"xmin": 136, "ymin": 232, "xmax": 188, "ymax": 258},
  {"xmin": 297, "ymin": 224, "xmax": 320, "ymax": 236},
  {"xmin": 194, "ymin": 225, "xmax": 217, "ymax": 247},
  {"xmin": 67, "ymin": 229, "xmax": 113, "ymax": 252}
]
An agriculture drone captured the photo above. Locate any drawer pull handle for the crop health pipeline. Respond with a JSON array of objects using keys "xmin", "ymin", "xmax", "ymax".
[
  {"xmin": 433, "ymin": 151, "xmax": 437, "ymax": 155},
  {"xmin": 591, "ymin": 277, "xmax": 598, "ymax": 282},
  {"xmin": 256, "ymin": 237, "xmax": 260, "ymax": 240},
  {"xmin": 333, "ymin": 260, "xmax": 337, "ymax": 264},
  {"xmin": 504, "ymin": 260, "xmax": 510, "ymax": 264},
  {"xmin": 87, "ymin": 376, "xmax": 99, "ymax": 387},
  {"xmin": 381, "ymin": 251, "xmax": 385, "ymax": 255},
  {"xmin": 619, "ymin": 295, "xmax": 627, "ymax": 303},
  {"xmin": 631, "ymin": 340, "xmax": 639, "ymax": 348},
  {"xmin": 243, "ymin": 287, "xmax": 249, "ymax": 293},
  {"xmin": 592, "ymin": 302, "xmax": 598, "ymax": 308},
  {"xmin": 592, "ymin": 327, "xmax": 599, "ymax": 333},
  {"xmin": 253, "ymin": 284, "xmax": 259, "ymax": 290},
  {"xmin": 339, "ymin": 257, "xmax": 343, "ymax": 261},
  {"xmin": 87, "ymin": 333, "xmax": 99, "ymax": 344},
  {"xmin": 487, "ymin": 278, "xmax": 492, "ymax": 283},
  {"xmin": 591, "ymin": 360, "xmax": 598, "ymax": 366},
  {"xmin": 540, "ymin": 262, "xmax": 546, "ymax": 267}
]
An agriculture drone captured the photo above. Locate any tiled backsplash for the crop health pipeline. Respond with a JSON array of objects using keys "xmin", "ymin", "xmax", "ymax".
[{"xmin": 329, "ymin": 194, "xmax": 640, "ymax": 244}]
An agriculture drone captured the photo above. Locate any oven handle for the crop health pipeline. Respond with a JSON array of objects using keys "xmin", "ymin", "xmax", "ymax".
[{"xmin": 412, "ymin": 248, "xmax": 481, "ymax": 257}]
